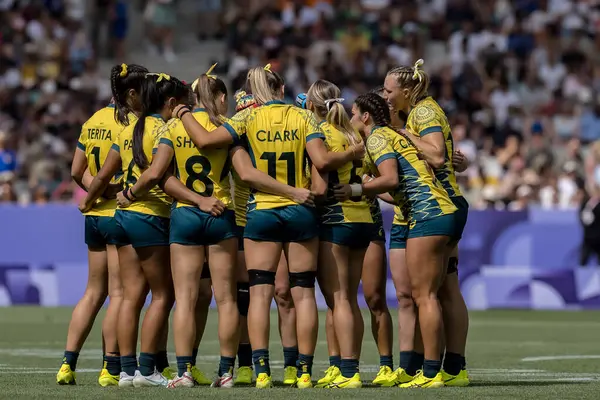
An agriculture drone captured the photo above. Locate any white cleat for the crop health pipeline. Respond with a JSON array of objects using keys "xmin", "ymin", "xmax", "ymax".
[
  {"xmin": 167, "ymin": 372, "xmax": 195, "ymax": 388},
  {"xmin": 133, "ymin": 369, "xmax": 168, "ymax": 387},
  {"xmin": 211, "ymin": 372, "xmax": 234, "ymax": 388},
  {"xmin": 118, "ymin": 371, "xmax": 135, "ymax": 387}
]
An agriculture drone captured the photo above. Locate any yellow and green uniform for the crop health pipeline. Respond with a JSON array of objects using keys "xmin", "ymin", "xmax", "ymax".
[
  {"xmin": 168, "ymin": 108, "xmax": 236, "ymax": 246},
  {"xmin": 318, "ymin": 121, "xmax": 373, "ymax": 248},
  {"xmin": 224, "ymin": 100, "xmax": 323, "ymax": 242},
  {"xmin": 77, "ymin": 104, "xmax": 127, "ymax": 248},
  {"xmin": 231, "ymin": 169, "xmax": 250, "ymax": 251},
  {"xmin": 406, "ymin": 96, "xmax": 469, "ymax": 240},
  {"xmin": 111, "ymin": 114, "xmax": 173, "ymax": 248},
  {"xmin": 366, "ymin": 125, "xmax": 457, "ymax": 240}
]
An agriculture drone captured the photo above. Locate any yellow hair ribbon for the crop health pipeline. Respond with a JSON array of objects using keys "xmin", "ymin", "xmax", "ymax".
[
  {"xmin": 263, "ymin": 63, "xmax": 272, "ymax": 73},
  {"xmin": 119, "ymin": 63, "xmax": 128, "ymax": 77},
  {"xmin": 412, "ymin": 59, "xmax": 424, "ymax": 82},
  {"xmin": 191, "ymin": 78, "xmax": 200, "ymax": 92},
  {"xmin": 146, "ymin": 72, "xmax": 171, "ymax": 82},
  {"xmin": 235, "ymin": 90, "xmax": 247, "ymax": 103},
  {"xmin": 205, "ymin": 63, "xmax": 218, "ymax": 80}
]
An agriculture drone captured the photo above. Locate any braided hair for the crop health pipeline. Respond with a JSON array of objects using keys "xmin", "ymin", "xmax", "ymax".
[
  {"xmin": 386, "ymin": 59, "xmax": 430, "ymax": 107},
  {"xmin": 354, "ymin": 92, "xmax": 391, "ymax": 127},
  {"xmin": 110, "ymin": 63, "xmax": 149, "ymax": 126}
]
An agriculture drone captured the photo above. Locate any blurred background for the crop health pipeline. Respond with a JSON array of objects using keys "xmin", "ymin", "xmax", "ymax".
[{"xmin": 1, "ymin": 0, "xmax": 600, "ymax": 309}]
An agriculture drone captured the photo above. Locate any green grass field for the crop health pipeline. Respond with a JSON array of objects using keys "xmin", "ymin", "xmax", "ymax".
[{"xmin": 1, "ymin": 308, "xmax": 599, "ymax": 399}]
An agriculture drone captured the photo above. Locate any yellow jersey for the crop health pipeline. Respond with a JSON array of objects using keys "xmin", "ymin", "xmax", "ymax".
[
  {"xmin": 111, "ymin": 114, "xmax": 173, "ymax": 218},
  {"xmin": 366, "ymin": 126, "xmax": 456, "ymax": 223},
  {"xmin": 319, "ymin": 121, "xmax": 372, "ymax": 224},
  {"xmin": 406, "ymin": 96, "xmax": 463, "ymax": 198},
  {"xmin": 224, "ymin": 100, "xmax": 325, "ymax": 210},
  {"xmin": 168, "ymin": 109, "xmax": 233, "ymax": 208},
  {"xmin": 77, "ymin": 104, "xmax": 125, "ymax": 217},
  {"xmin": 231, "ymin": 169, "xmax": 250, "ymax": 227}
]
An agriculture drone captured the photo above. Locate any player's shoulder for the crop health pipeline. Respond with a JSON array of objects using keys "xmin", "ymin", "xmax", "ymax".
[
  {"xmin": 410, "ymin": 97, "xmax": 444, "ymax": 123},
  {"xmin": 366, "ymin": 127, "xmax": 394, "ymax": 153}
]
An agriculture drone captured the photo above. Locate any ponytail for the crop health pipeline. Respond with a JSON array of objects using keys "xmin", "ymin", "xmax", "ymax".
[
  {"xmin": 247, "ymin": 64, "xmax": 284, "ymax": 105},
  {"xmin": 132, "ymin": 116, "xmax": 148, "ymax": 169},
  {"xmin": 307, "ymin": 79, "xmax": 359, "ymax": 146},
  {"xmin": 192, "ymin": 63, "xmax": 228, "ymax": 127},
  {"xmin": 110, "ymin": 63, "xmax": 149, "ymax": 125}
]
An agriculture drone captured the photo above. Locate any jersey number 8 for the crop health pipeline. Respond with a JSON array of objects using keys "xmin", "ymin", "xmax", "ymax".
[{"xmin": 185, "ymin": 155, "xmax": 214, "ymax": 197}]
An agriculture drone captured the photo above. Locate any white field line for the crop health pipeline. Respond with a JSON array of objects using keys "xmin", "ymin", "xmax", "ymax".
[{"xmin": 522, "ymin": 355, "xmax": 600, "ymax": 362}]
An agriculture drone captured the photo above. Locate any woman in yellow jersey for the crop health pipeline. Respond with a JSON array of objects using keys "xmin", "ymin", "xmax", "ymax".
[
  {"xmin": 336, "ymin": 92, "xmax": 457, "ymax": 388},
  {"xmin": 384, "ymin": 60, "xmax": 470, "ymax": 386},
  {"xmin": 57, "ymin": 64, "xmax": 149, "ymax": 387},
  {"xmin": 81, "ymin": 73, "xmax": 188, "ymax": 387},
  {"xmin": 170, "ymin": 65, "xmax": 363, "ymax": 389}
]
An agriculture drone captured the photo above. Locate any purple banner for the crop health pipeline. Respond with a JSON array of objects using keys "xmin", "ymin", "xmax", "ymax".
[{"xmin": 0, "ymin": 205, "xmax": 598, "ymax": 309}]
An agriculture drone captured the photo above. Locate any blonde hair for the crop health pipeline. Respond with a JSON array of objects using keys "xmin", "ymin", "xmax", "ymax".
[
  {"xmin": 307, "ymin": 79, "xmax": 359, "ymax": 146},
  {"xmin": 387, "ymin": 59, "xmax": 430, "ymax": 107},
  {"xmin": 247, "ymin": 64, "xmax": 284, "ymax": 105},
  {"xmin": 192, "ymin": 64, "xmax": 227, "ymax": 127}
]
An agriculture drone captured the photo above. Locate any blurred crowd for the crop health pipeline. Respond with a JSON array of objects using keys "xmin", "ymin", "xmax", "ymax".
[{"xmin": 2, "ymin": 0, "xmax": 600, "ymax": 211}]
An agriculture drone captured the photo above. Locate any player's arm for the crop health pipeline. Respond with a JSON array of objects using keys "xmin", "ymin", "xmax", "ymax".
[
  {"xmin": 159, "ymin": 171, "xmax": 225, "ymax": 216},
  {"xmin": 305, "ymin": 137, "xmax": 364, "ymax": 172},
  {"xmin": 71, "ymin": 145, "xmax": 88, "ymax": 192},
  {"xmin": 311, "ymin": 164, "xmax": 328, "ymax": 198},
  {"xmin": 80, "ymin": 148, "xmax": 122, "ymax": 212},
  {"xmin": 452, "ymin": 149, "xmax": 470, "ymax": 173},
  {"xmin": 125, "ymin": 141, "xmax": 174, "ymax": 200},
  {"xmin": 403, "ymin": 106, "xmax": 446, "ymax": 168},
  {"xmin": 230, "ymin": 146, "xmax": 314, "ymax": 206},
  {"xmin": 377, "ymin": 192, "xmax": 396, "ymax": 204},
  {"xmin": 173, "ymin": 104, "xmax": 235, "ymax": 149}
]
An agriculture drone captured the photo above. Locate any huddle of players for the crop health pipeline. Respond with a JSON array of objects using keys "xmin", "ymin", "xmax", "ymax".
[{"xmin": 56, "ymin": 58, "xmax": 470, "ymax": 390}]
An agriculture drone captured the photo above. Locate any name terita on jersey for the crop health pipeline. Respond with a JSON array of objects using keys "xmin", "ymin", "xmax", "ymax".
[{"xmin": 87, "ymin": 128, "xmax": 113, "ymax": 141}]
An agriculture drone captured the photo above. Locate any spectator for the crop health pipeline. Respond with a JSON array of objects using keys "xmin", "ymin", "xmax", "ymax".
[
  {"xmin": 0, "ymin": 131, "xmax": 17, "ymax": 183},
  {"xmin": 144, "ymin": 0, "xmax": 178, "ymax": 63}
]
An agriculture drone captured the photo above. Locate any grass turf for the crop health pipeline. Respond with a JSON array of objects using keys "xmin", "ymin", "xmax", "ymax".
[{"xmin": 1, "ymin": 308, "xmax": 599, "ymax": 399}]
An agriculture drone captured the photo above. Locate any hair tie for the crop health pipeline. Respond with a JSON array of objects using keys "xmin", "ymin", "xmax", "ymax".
[
  {"xmin": 412, "ymin": 59, "xmax": 424, "ymax": 82},
  {"xmin": 119, "ymin": 63, "xmax": 128, "ymax": 77},
  {"xmin": 324, "ymin": 98, "xmax": 345, "ymax": 111},
  {"xmin": 264, "ymin": 63, "xmax": 272, "ymax": 73},
  {"xmin": 146, "ymin": 72, "xmax": 171, "ymax": 82},
  {"xmin": 205, "ymin": 63, "xmax": 218, "ymax": 80},
  {"xmin": 191, "ymin": 78, "xmax": 199, "ymax": 92}
]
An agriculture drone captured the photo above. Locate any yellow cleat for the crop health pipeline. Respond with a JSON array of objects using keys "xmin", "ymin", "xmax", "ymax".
[
  {"xmin": 98, "ymin": 368, "xmax": 119, "ymax": 387},
  {"xmin": 283, "ymin": 366, "xmax": 298, "ymax": 385},
  {"xmin": 295, "ymin": 373, "xmax": 313, "ymax": 389},
  {"xmin": 327, "ymin": 373, "xmax": 362, "ymax": 388},
  {"xmin": 255, "ymin": 372, "xmax": 273, "ymax": 388},
  {"xmin": 162, "ymin": 366, "xmax": 177, "ymax": 380},
  {"xmin": 56, "ymin": 364, "xmax": 76, "ymax": 385},
  {"xmin": 390, "ymin": 368, "xmax": 415, "ymax": 386},
  {"xmin": 190, "ymin": 366, "xmax": 212, "ymax": 385},
  {"xmin": 315, "ymin": 366, "xmax": 340, "ymax": 388},
  {"xmin": 234, "ymin": 366, "xmax": 253, "ymax": 385},
  {"xmin": 442, "ymin": 369, "xmax": 470, "ymax": 387},
  {"xmin": 372, "ymin": 366, "xmax": 395, "ymax": 386},
  {"xmin": 399, "ymin": 371, "xmax": 444, "ymax": 388}
]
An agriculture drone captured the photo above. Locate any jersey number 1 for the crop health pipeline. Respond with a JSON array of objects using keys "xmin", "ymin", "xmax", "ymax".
[{"xmin": 260, "ymin": 152, "xmax": 296, "ymax": 187}]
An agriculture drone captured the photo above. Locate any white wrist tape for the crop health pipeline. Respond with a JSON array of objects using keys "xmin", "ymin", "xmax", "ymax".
[{"xmin": 350, "ymin": 184, "xmax": 363, "ymax": 197}]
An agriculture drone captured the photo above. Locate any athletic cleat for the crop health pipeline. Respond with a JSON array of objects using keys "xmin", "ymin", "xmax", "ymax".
[
  {"xmin": 132, "ymin": 369, "xmax": 168, "ymax": 387},
  {"xmin": 234, "ymin": 366, "xmax": 253, "ymax": 385},
  {"xmin": 118, "ymin": 371, "xmax": 135, "ymax": 387},
  {"xmin": 442, "ymin": 369, "xmax": 470, "ymax": 387},
  {"xmin": 327, "ymin": 373, "xmax": 362, "ymax": 388},
  {"xmin": 167, "ymin": 372, "xmax": 195, "ymax": 388},
  {"xmin": 190, "ymin": 366, "xmax": 212, "ymax": 385},
  {"xmin": 255, "ymin": 372, "xmax": 273, "ymax": 388},
  {"xmin": 56, "ymin": 364, "xmax": 76, "ymax": 385},
  {"xmin": 211, "ymin": 372, "xmax": 234, "ymax": 388},
  {"xmin": 98, "ymin": 368, "xmax": 119, "ymax": 386},
  {"xmin": 315, "ymin": 365, "xmax": 341, "ymax": 388},
  {"xmin": 399, "ymin": 371, "xmax": 444, "ymax": 388},
  {"xmin": 161, "ymin": 366, "xmax": 176, "ymax": 380},
  {"xmin": 295, "ymin": 373, "xmax": 313, "ymax": 389},
  {"xmin": 283, "ymin": 366, "xmax": 298, "ymax": 385},
  {"xmin": 381, "ymin": 367, "xmax": 414, "ymax": 386},
  {"xmin": 372, "ymin": 365, "xmax": 395, "ymax": 386}
]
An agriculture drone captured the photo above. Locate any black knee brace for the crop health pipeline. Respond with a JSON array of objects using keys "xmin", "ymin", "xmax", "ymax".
[
  {"xmin": 200, "ymin": 261, "xmax": 211, "ymax": 280},
  {"xmin": 447, "ymin": 257, "xmax": 458, "ymax": 274},
  {"xmin": 248, "ymin": 269, "xmax": 276, "ymax": 287},
  {"xmin": 237, "ymin": 282, "xmax": 250, "ymax": 316},
  {"xmin": 289, "ymin": 271, "xmax": 316, "ymax": 288}
]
